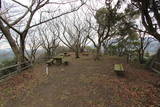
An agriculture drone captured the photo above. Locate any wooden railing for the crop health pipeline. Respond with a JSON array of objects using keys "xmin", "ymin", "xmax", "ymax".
[
  {"xmin": 0, "ymin": 61, "xmax": 32, "ymax": 80},
  {"xmin": 151, "ymin": 61, "xmax": 160, "ymax": 74}
]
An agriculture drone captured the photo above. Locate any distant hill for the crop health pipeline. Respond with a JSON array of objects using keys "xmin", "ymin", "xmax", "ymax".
[
  {"xmin": 99, "ymin": 37, "xmax": 160, "ymax": 55},
  {"xmin": 145, "ymin": 39, "xmax": 160, "ymax": 55},
  {"xmin": 0, "ymin": 39, "xmax": 159, "ymax": 64},
  {"xmin": 0, "ymin": 48, "xmax": 14, "ymax": 63},
  {"xmin": 0, "ymin": 48, "xmax": 45, "ymax": 64}
]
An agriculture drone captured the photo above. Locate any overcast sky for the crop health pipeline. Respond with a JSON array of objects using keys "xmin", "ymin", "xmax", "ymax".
[
  {"xmin": 0, "ymin": 0, "xmax": 88, "ymax": 49},
  {"xmin": 0, "ymin": 0, "xmax": 132, "ymax": 50},
  {"xmin": 0, "ymin": 0, "xmax": 98, "ymax": 49}
]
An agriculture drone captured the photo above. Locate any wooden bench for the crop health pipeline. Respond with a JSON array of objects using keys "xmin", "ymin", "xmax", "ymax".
[
  {"xmin": 114, "ymin": 64, "xmax": 125, "ymax": 76},
  {"xmin": 151, "ymin": 61, "xmax": 160, "ymax": 74},
  {"xmin": 46, "ymin": 56, "xmax": 63, "ymax": 66},
  {"xmin": 53, "ymin": 56, "xmax": 64, "ymax": 65},
  {"xmin": 62, "ymin": 59, "xmax": 69, "ymax": 65},
  {"xmin": 46, "ymin": 59, "xmax": 55, "ymax": 66},
  {"xmin": 60, "ymin": 54, "xmax": 64, "ymax": 57},
  {"xmin": 46, "ymin": 56, "xmax": 69, "ymax": 66},
  {"xmin": 64, "ymin": 52, "xmax": 70, "ymax": 57},
  {"xmin": 82, "ymin": 53, "xmax": 89, "ymax": 56},
  {"xmin": 64, "ymin": 52, "xmax": 67, "ymax": 56}
]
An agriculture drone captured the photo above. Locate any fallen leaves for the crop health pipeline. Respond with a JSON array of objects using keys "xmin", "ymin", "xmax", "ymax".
[{"xmin": 0, "ymin": 56, "xmax": 160, "ymax": 106}]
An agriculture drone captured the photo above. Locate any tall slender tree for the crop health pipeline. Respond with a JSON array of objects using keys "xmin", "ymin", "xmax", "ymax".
[{"xmin": 87, "ymin": 0, "xmax": 126, "ymax": 59}]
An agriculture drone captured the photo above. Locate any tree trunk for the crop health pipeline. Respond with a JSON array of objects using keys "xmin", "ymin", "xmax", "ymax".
[
  {"xmin": 103, "ymin": 44, "xmax": 108, "ymax": 55},
  {"xmin": 95, "ymin": 45, "xmax": 101, "ymax": 60},
  {"xmin": 75, "ymin": 46, "xmax": 80, "ymax": 58},
  {"xmin": 141, "ymin": 50, "xmax": 145, "ymax": 63},
  {"xmin": 46, "ymin": 49, "xmax": 52, "ymax": 59},
  {"xmin": 0, "ymin": 21, "xmax": 22, "ymax": 64},
  {"xmin": 20, "ymin": 35, "xmax": 26, "ymax": 63},
  {"xmin": 80, "ymin": 47, "xmax": 84, "ymax": 53},
  {"xmin": 0, "ymin": 21, "xmax": 29, "ymax": 70},
  {"xmin": 74, "ymin": 43, "xmax": 80, "ymax": 58},
  {"xmin": 126, "ymin": 54, "xmax": 130, "ymax": 63},
  {"xmin": 139, "ymin": 53, "xmax": 144, "ymax": 64},
  {"xmin": 75, "ymin": 50, "xmax": 80, "ymax": 58},
  {"xmin": 138, "ymin": 42, "xmax": 145, "ymax": 64}
]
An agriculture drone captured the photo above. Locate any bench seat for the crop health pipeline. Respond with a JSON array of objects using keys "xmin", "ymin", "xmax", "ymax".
[
  {"xmin": 114, "ymin": 64, "xmax": 124, "ymax": 76},
  {"xmin": 62, "ymin": 59, "xmax": 69, "ymax": 65},
  {"xmin": 46, "ymin": 55, "xmax": 69, "ymax": 66},
  {"xmin": 46, "ymin": 59, "xmax": 55, "ymax": 66}
]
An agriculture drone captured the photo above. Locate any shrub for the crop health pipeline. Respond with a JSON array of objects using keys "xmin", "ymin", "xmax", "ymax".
[
  {"xmin": 0, "ymin": 58, "xmax": 17, "ymax": 77},
  {"xmin": 0, "ymin": 58, "xmax": 17, "ymax": 68}
]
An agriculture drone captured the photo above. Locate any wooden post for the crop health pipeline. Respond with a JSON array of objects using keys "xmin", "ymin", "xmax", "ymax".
[{"xmin": 46, "ymin": 64, "xmax": 49, "ymax": 75}]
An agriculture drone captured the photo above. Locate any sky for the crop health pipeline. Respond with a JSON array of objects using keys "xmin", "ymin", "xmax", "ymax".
[
  {"xmin": 0, "ymin": 0, "xmax": 103, "ymax": 49},
  {"xmin": 0, "ymin": 0, "xmax": 142, "ymax": 50},
  {"xmin": 0, "ymin": 0, "xmax": 89, "ymax": 49}
]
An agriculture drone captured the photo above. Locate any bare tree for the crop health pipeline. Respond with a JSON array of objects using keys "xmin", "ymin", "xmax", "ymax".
[
  {"xmin": 25, "ymin": 30, "xmax": 42, "ymax": 63},
  {"xmin": 0, "ymin": 0, "xmax": 85, "ymax": 65},
  {"xmin": 58, "ymin": 14, "xmax": 90, "ymax": 58},
  {"xmin": 38, "ymin": 23, "xmax": 59, "ymax": 59},
  {"xmin": 102, "ymin": 36, "xmax": 125, "ymax": 55},
  {"xmin": 136, "ymin": 31, "xmax": 155, "ymax": 64}
]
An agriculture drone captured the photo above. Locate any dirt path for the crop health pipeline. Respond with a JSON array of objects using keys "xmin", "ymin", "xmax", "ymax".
[{"xmin": 1, "ymin": 56, "xmax": 160, "ymax": 107}]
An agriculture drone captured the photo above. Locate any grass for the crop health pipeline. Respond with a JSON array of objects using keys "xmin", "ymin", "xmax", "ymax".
[
  {"xmin": 0, "ymin": 55, "xmax": 160, "ymax": 106},
  {"xmin": 0, "ymin": 100, "xmax": 4, "ymax": 107},
  {"xmin": 3, "ymin": 88, "xmax": 13, "ymax": 96}
]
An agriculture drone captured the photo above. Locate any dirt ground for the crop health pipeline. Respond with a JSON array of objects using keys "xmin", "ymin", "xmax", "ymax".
[{"xmin": 0, "ymin": 54, "xmax": 160, "ymax": 107}]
